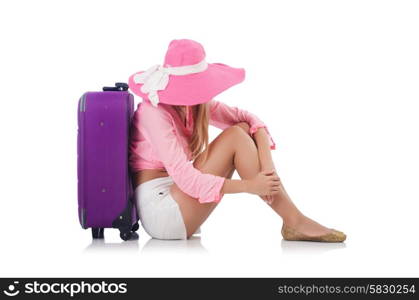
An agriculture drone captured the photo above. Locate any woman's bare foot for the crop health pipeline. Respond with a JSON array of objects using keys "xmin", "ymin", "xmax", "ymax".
[{"xmin": 284, "ymin": 215, "xmax": 332, "ymax": 237}]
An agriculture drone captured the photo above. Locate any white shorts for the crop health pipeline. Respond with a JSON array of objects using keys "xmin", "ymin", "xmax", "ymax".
[{"xmin": 135, "ymin": 176, "xmax": 200, "ymax": 240}]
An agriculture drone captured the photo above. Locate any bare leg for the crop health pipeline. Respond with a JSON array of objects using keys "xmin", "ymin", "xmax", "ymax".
[
  {"xmin": 171, "ymin": 123, "xmax": 330, "ymax": 238},
  {"xmin": 171, "ymin": 123, "xmax": 262, "ymax": 237},
  {"xmin": 234, "ymin": 123, "xmax": 333, "ymax": 236}
]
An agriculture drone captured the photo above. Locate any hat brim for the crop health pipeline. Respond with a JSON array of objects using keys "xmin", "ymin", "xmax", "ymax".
[{"xmin": 128, "ymin": 63, "xmax": 245, "ymax": 106}]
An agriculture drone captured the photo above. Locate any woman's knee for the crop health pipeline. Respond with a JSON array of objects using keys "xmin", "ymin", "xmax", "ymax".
[
  {"xmin": 192, "ymin": 125, "xmax": 252, "ymax": 172},
  {"xmin": 223, "ymin": 123, "xmax": 250, "ymax": 139},
  {"xmin": 223, "ymin": 124, "xmax": 255, "ymax": 146}
]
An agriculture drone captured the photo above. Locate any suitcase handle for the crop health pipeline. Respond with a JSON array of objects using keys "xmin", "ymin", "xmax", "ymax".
[{"xmin": 103, "ymin": 82, "xmax": 129, "ymax": 92}]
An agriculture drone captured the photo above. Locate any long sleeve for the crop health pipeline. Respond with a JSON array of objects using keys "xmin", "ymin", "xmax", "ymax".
[
  {"xmin": 209, "ymin": 99, "xmax": 276, "ymax": 150},
  {"xmin": 137, "ymin": 102, "xmax": 226, "ymax": 204}
]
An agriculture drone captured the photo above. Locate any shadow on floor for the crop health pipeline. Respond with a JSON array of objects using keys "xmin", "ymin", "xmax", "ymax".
[
  {"xmin": 83, "ymin": 232, "xmax": 207, "ymax": 255},
  {"xmin": 141, "ymin": 235, "xmax": 208, "ymax": 255},
  {"xmin": 83, "ymin": 232, "xmax": 140, "ymax": 253},
  {"xmin": 281, "ymin": 239, "xmax": 347, "ymax": 254}
]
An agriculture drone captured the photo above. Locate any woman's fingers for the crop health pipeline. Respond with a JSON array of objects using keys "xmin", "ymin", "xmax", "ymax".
[
  {"xmin": 260, "ymin": 194, "xmax": 274, "ymax": 203},
  {"xmin": 261, "ymin": 169, "xmax": 275, "ymax": 176},
  {"xmin": 267, "ymin": 175, "xmax": 280, "ymax": 181},
  {"xmin": 266, "ymin": 195, "xmax": 274, "ymax": 205}
]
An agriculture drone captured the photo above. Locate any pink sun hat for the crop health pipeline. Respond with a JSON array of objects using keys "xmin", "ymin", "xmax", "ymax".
[{"xmin": 128, "ymin": 39, "xmax": 245, "ymax": 107}]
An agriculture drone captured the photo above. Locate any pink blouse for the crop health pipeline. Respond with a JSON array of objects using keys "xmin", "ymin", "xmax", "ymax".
[{"xmin": 129, "ymin": 99, "xmax": 276, "ymax": 204}]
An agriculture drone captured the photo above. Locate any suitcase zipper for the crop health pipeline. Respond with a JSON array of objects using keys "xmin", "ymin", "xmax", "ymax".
[{"xmin": 78, "ymin": 93, "xmax": 87, "ymax": 228}]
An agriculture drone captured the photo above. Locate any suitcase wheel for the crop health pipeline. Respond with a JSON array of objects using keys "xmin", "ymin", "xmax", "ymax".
[
  {"xmin": 92, "ymin": 228, "xmax": 104, "ymax": 239},
  {"xmin": 120, "ymin": 231, "xmax": 132, "ymax": 241},
  {"xmin": 132, "ymin": 222, "xmax": 140, "ymax": 232}
]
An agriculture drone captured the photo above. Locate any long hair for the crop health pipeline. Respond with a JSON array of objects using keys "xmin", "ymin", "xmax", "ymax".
[{"xmin": 172, "ymin": 102, "xmax": 210, "ymax": 164}]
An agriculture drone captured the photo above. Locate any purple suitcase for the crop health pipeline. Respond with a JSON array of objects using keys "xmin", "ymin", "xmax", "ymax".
[{"xmin": 77, "ymin": 82, "xmax": 139, "ymax": 241}]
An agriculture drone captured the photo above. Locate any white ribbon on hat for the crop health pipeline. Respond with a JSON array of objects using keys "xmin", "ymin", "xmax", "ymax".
[{"xmin": 133, "ymin": 60, "xmax": 208, "ymax": 107}]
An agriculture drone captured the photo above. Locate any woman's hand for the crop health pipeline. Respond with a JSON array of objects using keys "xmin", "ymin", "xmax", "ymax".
[{"xmin": 245, "ymin": 169, "xmax": 281, "ymax": 196}]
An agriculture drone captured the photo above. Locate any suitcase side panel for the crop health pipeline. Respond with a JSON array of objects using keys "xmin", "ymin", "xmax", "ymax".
[{"xmin": 78, "ymin": 91, "xmax": 133, "ymax": 228}]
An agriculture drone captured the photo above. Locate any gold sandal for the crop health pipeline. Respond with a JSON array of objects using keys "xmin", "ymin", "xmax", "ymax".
[{"xmin": 281, "ymin": 224, "xmax": 346, "ymax": 243}]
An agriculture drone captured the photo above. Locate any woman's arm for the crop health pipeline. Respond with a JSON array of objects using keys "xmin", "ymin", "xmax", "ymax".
[
  {"xmin": 138, "ymin": 102, "xmax": 226, "ymax": 204},
  {"xmin": 209, "ymin": 99, "xmax": 276, "ymax": 150},
  {"xmin": 221, "ymin": 179, "xmax": 247, "ymax": 194},
  {"xmin": 253, "ymin": 127, "xmax": 278, "ymax": 204},
  {"xmin": 221, "ymin": 170, "xmax": 279, "ymax": 196},
  {"xmin": 254, "ymin": 127, "xmax": 276, "ymax": 171}
]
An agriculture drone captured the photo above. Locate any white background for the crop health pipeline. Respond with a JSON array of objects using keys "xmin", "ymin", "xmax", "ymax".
[{"xmin": 0, "ymin": 0, "xmax": 418, "ymax": 277}]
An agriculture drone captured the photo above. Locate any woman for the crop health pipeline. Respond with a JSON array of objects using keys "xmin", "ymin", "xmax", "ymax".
[{"xmin": 128, "ymin": 39, "xmax": 346, "ymax": 242}]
